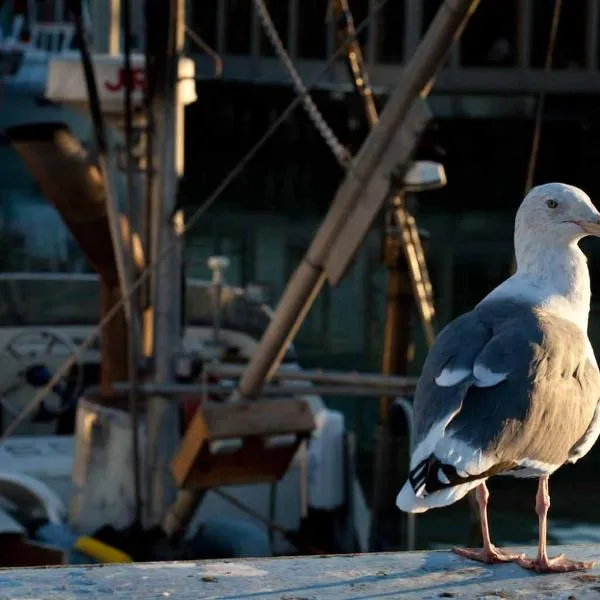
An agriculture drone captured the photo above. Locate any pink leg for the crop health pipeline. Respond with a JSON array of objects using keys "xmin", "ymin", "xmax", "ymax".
[
  {"xmin": 517, "ymin": 476, "xmax": 594, "ymax": 574},
  {"xmin": 453, "ymin": 482, "xmax": 524, "ymax": 564}
]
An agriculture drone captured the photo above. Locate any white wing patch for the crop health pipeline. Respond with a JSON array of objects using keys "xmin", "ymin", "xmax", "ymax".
[
  {"xmin": 472, "ymin": 363, "xmax": 509, "ymax": 387},
  {"xmin": 434, "ymin": 364, "xmax": 508, "ymax": 389},
  {"xmin": 433, "ymin": 436, "xmax": 495, "ymax": 476},
  {"xmin": 434, "ymin": 367, "xmax": 470, "ymax": 387}
]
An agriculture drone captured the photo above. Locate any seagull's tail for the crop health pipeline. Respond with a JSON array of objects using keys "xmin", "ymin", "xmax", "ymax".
[{"xmin": 396, "ymin": 478, "xmax": 479, "ymax": 514}]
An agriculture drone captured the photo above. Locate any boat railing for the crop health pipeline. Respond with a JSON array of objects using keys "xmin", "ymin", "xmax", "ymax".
[
  {"xmin": 0, "ymin": 13, "xmax": 24, "ymax": 49},
  {"xmin": 27, "ymin": 22, "xmax": 74, "ymax": 53},
  {"xmin": 189, "ymin": 0, "xmax": 600, "ymax": 97},
  {"xmin": 0, "ymin": 272, "xmax": 282, "ymax": 346},
  {"xmin": 0, "ymin": 0, "xmax": 86, "ymax": 58}
]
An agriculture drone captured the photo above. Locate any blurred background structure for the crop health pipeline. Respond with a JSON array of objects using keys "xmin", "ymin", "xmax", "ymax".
[{"xmin": 1, "ymin": 0, "xmax": 600, "ymax": 557}]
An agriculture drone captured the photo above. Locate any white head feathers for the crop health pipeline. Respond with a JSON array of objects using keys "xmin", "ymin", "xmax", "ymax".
[
  {"xmin": 514, "ymin": 183, "xmax": 600, "ymax": 269},
  {"xmin": 484, "ymin": 183, "xmax": 600, "ymax": 333}
]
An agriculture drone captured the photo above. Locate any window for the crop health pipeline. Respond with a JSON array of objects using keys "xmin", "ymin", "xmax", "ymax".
[
  {"xmin": 531, "ymin": 0, "xmax": 586, "ymax": 69},
  {"xmin": 298, "ymin": 0, "xmax": 327, "ymax": 58},
  {"xmin": 186, "ymin": 229, "xmax": 249, "ymax": 286},
  {"xmin": 460, "ymin": 0, "xmax": 518, "ymax": 67},
  {"xmin": 346, "ymin": 0, "xmax": 369, "ymax": 48},
  {"xmin": 189, "ymin": 0, "xmax": 217, "ymax": 50},
  {"xmin": 596, "ymin": 5, "xmax": 600, "ymax": 69},
  {"xmin": 376, "ymin": 0, "xmax": 405, "ymax": 63},
  {"xmin": 259, "ymin": 0, "xmax": 288, "ymax": 56},
  {"xmin": 421, "ymin": 0, "xmax": 442, "ymax": 36},
  {"xmin": 225, "ymin": 0, "xmax": 252, "ymax": 55}
]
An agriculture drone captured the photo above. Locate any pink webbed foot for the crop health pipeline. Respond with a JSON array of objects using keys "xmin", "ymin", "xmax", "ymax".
[
  {"xmin": 516, "ymin": 553, "xmax": 594, "ymax": 574},
  {"xmin": 452, "ymin": 545, "xmax": 525, "ymax": 564}
]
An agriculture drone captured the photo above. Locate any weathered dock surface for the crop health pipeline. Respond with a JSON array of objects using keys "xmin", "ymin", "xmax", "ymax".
[{"xmin": 2, "ymin": 545, "xmax": 600, "ymax": 599}]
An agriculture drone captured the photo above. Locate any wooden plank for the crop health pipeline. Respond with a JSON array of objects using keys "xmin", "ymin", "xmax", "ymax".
[
  {"xmin": 171, "ymin": 399, "xmax": 315, "ymax": 488},
  {"xmin": 183, "ymin": 398, "xmax": 314, "ymax": 440},
  {"xmin": 3, "ymin": 546, "xmax": 600, "ymax": 598},
  {"xmin": 178, "ymin": 437, "xmax": 301, "ymax": 488}
]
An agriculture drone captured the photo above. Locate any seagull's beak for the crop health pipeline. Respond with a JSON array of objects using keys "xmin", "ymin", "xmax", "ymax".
[{"xmin": 576, "ymin": 214, "xmax": 600, "ymax": 237}]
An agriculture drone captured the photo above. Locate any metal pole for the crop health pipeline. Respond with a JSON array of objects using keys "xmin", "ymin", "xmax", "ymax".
[
  {"xmin": 107, "ymin": 382, "xmax": 417, "ymax": 398},
  {"xmin": 235, "ymin": 0, "xmax": 480, "ymax": 400},
  {"xmin": 378, "ymin": 220, "xmax": 413, "ymax": 416},
  {"xmin": 69, "ymin": 1, "xmax": 138, "ymax": 334},
  {"xmin": 108, "ymin": 0, "xmax": 121, "ymax": 56},
  {"xmin": 145, "ymin": 0, "xmax": 186, "ymax": 527},
  {"xmin": 207, "ymin": 256, "xmax": 229, "ymax": 345},
  {"xmin": 393, "ymin": 397, "xmax": 416, "ymax": 550},
  {"xmin": 122, "ymin": 0, "xmax": 143, "ymax": 530},
  {"xmin": 205, "ymin": 364, "xmax": 418, "ymax": 388},
  {"xmin": 371, "ymin": 222, "xmax": 415, "ymax": 550}
]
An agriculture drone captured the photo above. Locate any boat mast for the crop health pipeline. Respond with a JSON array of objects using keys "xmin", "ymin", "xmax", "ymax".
[
  {"xmin": 233, "ymin": 0, "xmax": 480, "ymax": 402},
  {"xmin": 88, "ymin": 0, "xmax": 120, "ymax": 54},
  {"xmin": 144, "ymin": 0, "xmax": 186, "ymax": 527}
]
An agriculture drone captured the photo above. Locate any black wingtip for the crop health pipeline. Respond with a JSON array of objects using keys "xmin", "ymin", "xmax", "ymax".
[{"xmin": 409, "ymin": 455, "xmax": 476, "ymax": 496}]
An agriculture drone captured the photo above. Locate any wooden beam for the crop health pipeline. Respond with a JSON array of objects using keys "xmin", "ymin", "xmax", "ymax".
[
  {"xmin": 6, "ymin": 123, "xmax": 133, "ymax": 399},
  {"xmin": 2, "ymin": 547, "xmax": 600, "ymax": 595},
  {"xmin": 191, "ymin": 54, "xmax": 600, "ymax": 94}
]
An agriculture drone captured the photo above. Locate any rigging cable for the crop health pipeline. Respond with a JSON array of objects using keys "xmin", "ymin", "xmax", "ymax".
[
  {"xmin": 185, "ymin": 25, "xmax": 222, "ymax": 78},
  {"xmin": 511, "ymin": 0, "xmax": 561, "ymax": 275},
  {"xmin": 122, "ymin": 0, "xmax": 143, "ymax": 529},
  {"xmin": 252, "ymin": 0, "xmax": 351, "ymax": 167},
  {"xmin": 524, "ymin": 0, "xmax": 562, "ymax": 193},
  {"xmin": 0, "ymin": 0, "xmax": 392, "ymax": 441}
]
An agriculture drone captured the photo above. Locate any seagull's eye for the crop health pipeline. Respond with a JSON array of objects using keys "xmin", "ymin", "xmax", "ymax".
[{"xmin": 546, "ymin": 199, "xmax": 558, "ymax": 209}]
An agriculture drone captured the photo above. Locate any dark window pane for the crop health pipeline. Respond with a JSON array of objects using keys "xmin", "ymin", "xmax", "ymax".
[
  {"xmin": 422, "ymin": 0, "xmax": 453, "ymax": 69},
  {"xmin": 298, "ymin": 0, "xmax": 327, "ymax": 58},
  {"xmin": 531, "ymin": 0, "xmax": 586, "ymax": 69},
  {"xmin": 460, "ymin": 0, "xmax": 517, "ymax": 66},
  {"xmin": 259, "ymin": 0, "xmax": 288, "ymax": 56},
  {"xmin": 347, "ymin": 0, "xmax": 369, "ymax": 46},
  {"xmin": 377, "ymin": 0, "xmax": 405, "ymax": 62},
  {"xmin": 226, "ymin": 0, "xmax": 252, "ymax": 54},
  {"xmin": 189, "ymin": 0, "xmax": 218, "ymax": 49},
  {"xmin": 422, "ymin": 0, "xmax": 442, "ymax": 35}
]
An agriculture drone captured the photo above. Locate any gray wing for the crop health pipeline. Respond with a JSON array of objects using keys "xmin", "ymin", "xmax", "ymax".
[
  {"xmin": 412, "ymin": 309, "xmax": 493, "ymax": 444},
  {"xmin": 410, "ymin": 299, "xmax": 600, "ymax": 496},
  {"xmin": 567, "ymin": 360, "xmax": 600, "ymax": 463},
  {"xmin": 413, "ymin": 299, "xmax": 536, "ymax": 445}
]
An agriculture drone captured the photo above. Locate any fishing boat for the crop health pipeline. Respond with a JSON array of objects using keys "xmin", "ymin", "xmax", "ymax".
[
  {"xmin": 0, "ymin": 269, "xmax": 371, "ymax": 557},
  {"xmin": 0, "ymin": 0, "xmax": 379, "ymax": 562}
]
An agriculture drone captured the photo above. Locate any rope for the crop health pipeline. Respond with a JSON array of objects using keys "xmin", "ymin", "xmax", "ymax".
[
  {"xmin": 252, "ymin": 0, "xmax": 351, "ymax": 168},
  {"xmin": 511, "ymin": 0, "xmax": 562, "ymax": 274},
  {"xmin": 524, "ymin": 0, "xmax": 562, "ymax": 193},
  {"xmin": 213, "ymin": 488, "xmax": 325, "ymax": 554},
  {"xmin": 185, "ymin": 24, "xmax": 223, "ymax": 78},
  {"xmin": 0, "ymin": 0, "xmax": 392, "ymax": 442}
]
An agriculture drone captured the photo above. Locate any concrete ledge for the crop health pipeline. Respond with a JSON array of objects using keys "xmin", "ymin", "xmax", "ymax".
[{"xmin": 2, "ymin": 545, "xmax": 600, "ymax": 598}]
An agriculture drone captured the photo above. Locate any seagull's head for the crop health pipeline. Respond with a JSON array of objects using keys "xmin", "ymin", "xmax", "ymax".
[{"xmin": 516, "ymin": 182, "xmax": 600, "ymax": 244}]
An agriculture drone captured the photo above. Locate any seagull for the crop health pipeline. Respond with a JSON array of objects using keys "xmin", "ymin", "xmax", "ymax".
[{"xmin": 396, "ymin": 183, "xmax": 600, "ymax": 574}]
